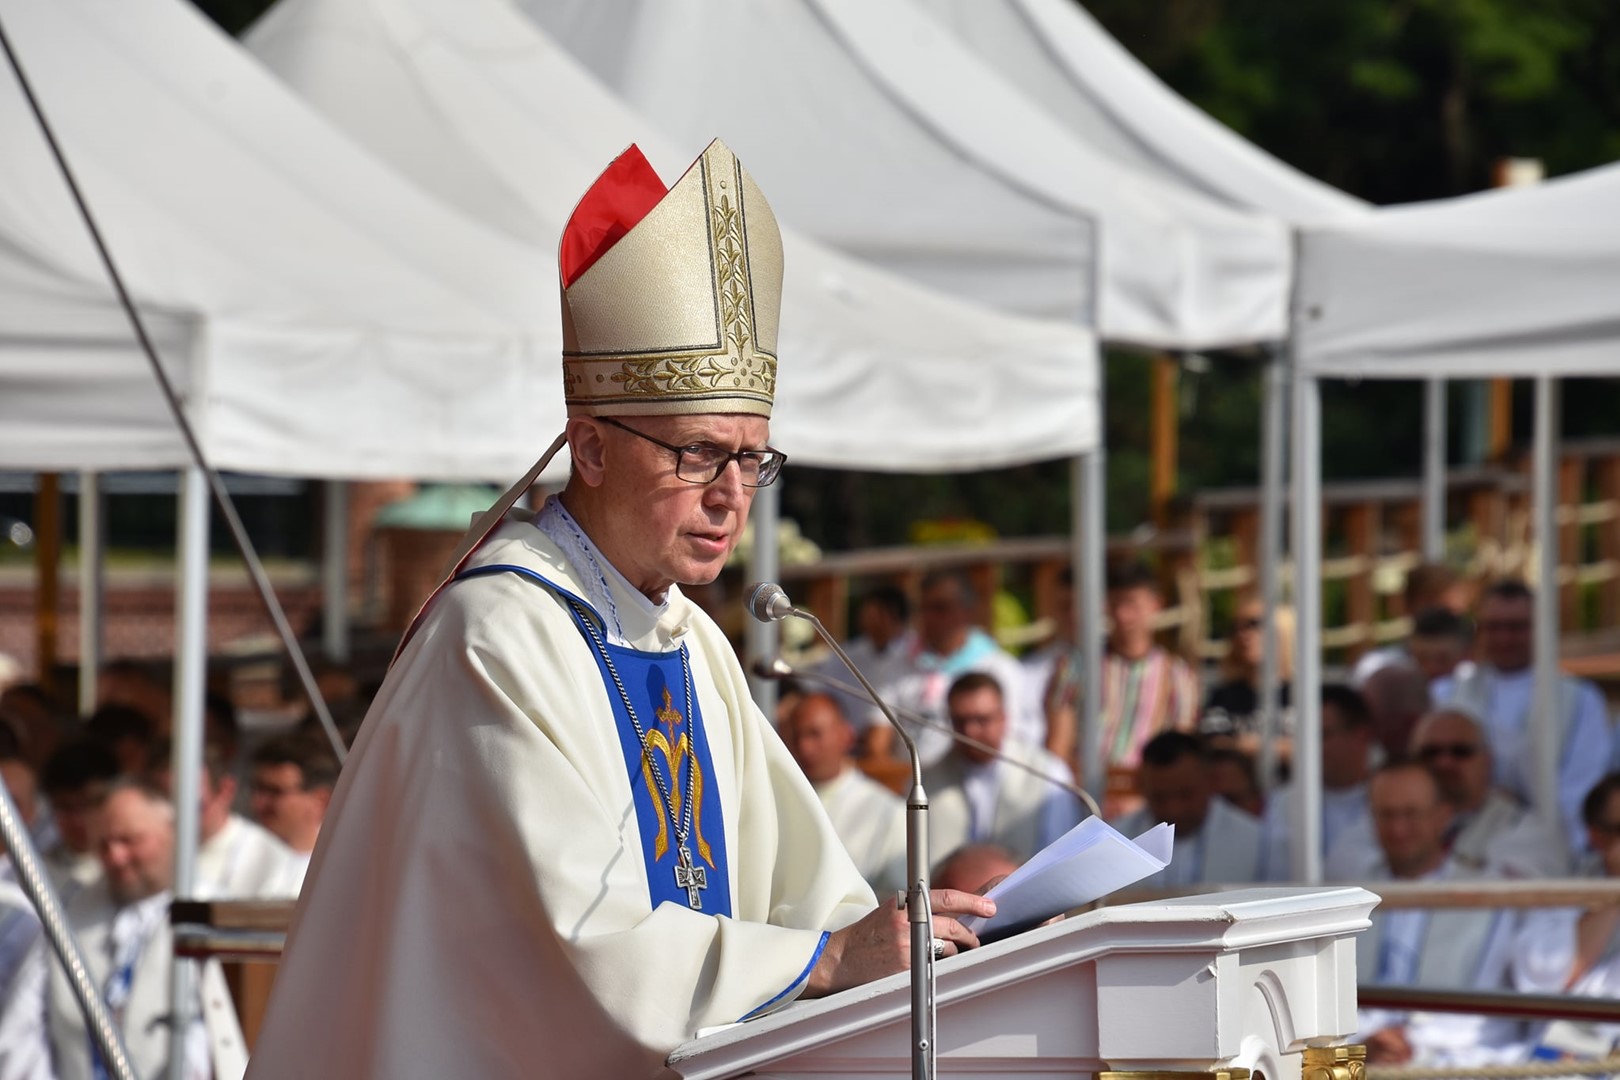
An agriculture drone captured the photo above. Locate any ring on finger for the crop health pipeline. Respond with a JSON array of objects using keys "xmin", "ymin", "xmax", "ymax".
[{"xmin": 930, "ymin": 936, "xmax": 947, "ymax": 960}]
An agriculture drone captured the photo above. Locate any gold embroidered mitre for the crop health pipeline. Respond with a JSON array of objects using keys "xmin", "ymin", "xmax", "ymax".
[{"xmin": 558, "ymin": 139, "xmax": 782, "ymax": 418}]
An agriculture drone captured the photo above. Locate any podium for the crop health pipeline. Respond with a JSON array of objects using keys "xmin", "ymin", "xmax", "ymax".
[{"xmin": 670, "ymin": 886, "xmax": 1377, "ymax": 1080}]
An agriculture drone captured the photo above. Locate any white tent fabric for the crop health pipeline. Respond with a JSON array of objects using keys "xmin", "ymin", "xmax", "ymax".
[
  {"xmin": 521, "ymin": 0, "xmax": 1292, "ymax": 349},
  {"xmin": 917, "ymin": 0, "xmax": 1366, "ymax": 224},
  {"xmin": 0, "ymin": 0, "xmax": 567, "ymax": 481},
  {"xmin": 244, "ymin": 0, "xmax": 1100, "ymax": 471},
  {"xmin": 1294, "ymin": 162, "xmax": 1620, "ymax": 379}
]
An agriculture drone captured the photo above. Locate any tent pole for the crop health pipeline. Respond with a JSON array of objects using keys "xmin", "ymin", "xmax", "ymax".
[
  {"xmin": 1257, "ymin": 348, "xmax": 1287, "ymax": 792},
  {"xmin": 1290, "ymin": 364, "xmax": 1323, "ymax": 884},
  {"xmin": 1423, "ymin": 378, "xmax": 1447, "ymax": 560},
  {"xmin": 168, "ymin": 466, "xmax": 208, "ymax": 1080},
  {"xmin": 1075, "ymin": 448, "xmax": 1106, "ymax": 803},
  {"xmin": 322, "ymin": 480, "xmax": 350, "ymax": 664},
  {"xmin": 745, "ymin": 480, "xmax": 782, "ymax": 718},
  {"xmin": 1532, "ymin": 377, "xmax": 1561, "ymax": 831},
  {"xmin": 78, "ymin": 471, "xmax": 104, "ymax": 715}
]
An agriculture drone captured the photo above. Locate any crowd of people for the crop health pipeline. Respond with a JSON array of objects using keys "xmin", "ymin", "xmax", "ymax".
[
  {"xmin": 0, "ymin": 662, "xmax": 343, "ymax": 1080},
  {"xmin": 2, "ymin": 555, "xmax": 1618, "ymax": 1073},
  {"xmin": 777, "ymin": 561, "xmax": 1620, "ymax": 1068}
]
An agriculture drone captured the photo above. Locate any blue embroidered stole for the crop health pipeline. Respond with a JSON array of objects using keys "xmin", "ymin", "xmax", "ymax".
[{"xmin": 456, "ymin": 564, "xmax": 731, "ymax": 915}]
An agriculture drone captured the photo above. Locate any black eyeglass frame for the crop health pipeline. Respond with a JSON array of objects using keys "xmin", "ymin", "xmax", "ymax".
[{"xmin": 598, "ymin": 417, "xmax": 787, "ymax": 488}]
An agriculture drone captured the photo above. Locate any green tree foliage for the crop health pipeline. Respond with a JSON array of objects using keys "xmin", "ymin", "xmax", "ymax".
[{"xmin": 1086, "ymin": 0, "xmax": 1620, "ymax": 201}]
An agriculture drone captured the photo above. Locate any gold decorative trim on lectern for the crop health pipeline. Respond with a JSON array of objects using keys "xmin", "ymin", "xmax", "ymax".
[
  {"xmin": 1303, "ymin": 1044, "xmax": 1369, "ymax": 1080},
  {"xmin": 1100, "ymin": 1070, "xmax": 1252, "ymax": 1080}
]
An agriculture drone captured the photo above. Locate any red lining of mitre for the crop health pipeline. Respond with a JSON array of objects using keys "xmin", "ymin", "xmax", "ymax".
[{"xmin": 559, "ymin": 145, "xmax": 668, "ymax": 287}]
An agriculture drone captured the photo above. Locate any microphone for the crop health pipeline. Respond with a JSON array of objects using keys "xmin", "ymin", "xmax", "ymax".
[
  {"xmin": 748, "ymin": 581, "xmax": 936, "ymax": 1079},
  {"xmin": 748, "ymin": 582, "xmax": 794, "ymax": 624},
  {"xmin": 755, "ymin": 657, "xmax": 1100, "ymax": 819}
]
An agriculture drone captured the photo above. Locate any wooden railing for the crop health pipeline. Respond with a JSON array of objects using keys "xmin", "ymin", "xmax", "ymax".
[{"xmin": 759, "ymin": 438, "xmax": 1620, "ymax": 670}]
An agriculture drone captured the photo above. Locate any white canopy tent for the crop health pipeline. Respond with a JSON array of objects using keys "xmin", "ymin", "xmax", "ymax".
[
  {"xmin": 523, "ymin": 0, "xmax": 1291, "ymax": 350},
  {"xmin": 917, "ymin": 0, "xmax": 1368, "ymax": 224},
  {"xmin": 0, "ymin": 1, "xmax": 564, "ymax": 483},
  {"xmin": 1291, "ymin": 163, "xmax": 1620, "ymax": 877},
  {"xmin": 241, "ymin": 0, "xmax": 1100, "ymax": 474}
]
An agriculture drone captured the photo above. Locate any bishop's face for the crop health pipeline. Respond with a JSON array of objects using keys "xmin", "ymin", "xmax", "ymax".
[{"xmin": 590, "ymin": 413, "xmax": 767, "ymax": 599}]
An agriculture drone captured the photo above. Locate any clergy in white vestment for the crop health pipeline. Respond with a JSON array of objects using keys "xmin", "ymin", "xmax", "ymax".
[
  {"xmin": 248, "ymin": 731, "xmax": 341, "ymax": 893},
  {"xmin": 245, "ymin": 140, "xmax": 992, "ymax": 1080},
  {"xmin": 1509, "ymin": 775, "xmax": 1620, "ymax": 1060},
  {"xmin": 923, "ymin": 672, "xmax": 1083, "ymax": 864},
  {"xmin": 810, "ymin": 586, "xmax": 917, "ymax": 733},
  {"xmin": 1113, "ymin": 731, "xmax": 1282, "ymax": 887},
  {"xmin": 1352, "ymin": 763, "xmax": 1522, "ymax": 1067},
  {"xmin": 0, "ymin": 880, "xmax": 51, "ymax": 1080},
  {"xmin": 1264, "ymin": 684, "xmax": 1376, "ymax": 879},
  {"xmin": 45, "ymin": 781, "xmax": 211, "ymax": 1080},
  {"xmin": 152, "ymin": 738, "xmax": 298, "ymax": 899},
  {"xmin": 781, "ymin": 693, "xmax": 907, "ymax": 896},
  {"xmin": 1441, "ymin": 580, "xmax": 1610, "ymax": 852}
]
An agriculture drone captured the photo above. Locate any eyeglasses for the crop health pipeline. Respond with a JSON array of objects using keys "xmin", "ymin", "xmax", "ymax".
[
  {"xmin": 1417, "ymin": 742, "xmax": 1481, "ymax": 762},
  {"xmin": 599, "ymin": 417, "xmax": 786, "ymax": 488}
]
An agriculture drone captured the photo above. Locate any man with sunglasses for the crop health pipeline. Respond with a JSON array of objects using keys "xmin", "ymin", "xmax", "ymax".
[
  {"xmin": 1412, "ymin": 708, "xmax": 1566, "ymax": 878},
  {"xmin": 246, "ymin": 141, "xmax": 991, "ymax": 1080}
]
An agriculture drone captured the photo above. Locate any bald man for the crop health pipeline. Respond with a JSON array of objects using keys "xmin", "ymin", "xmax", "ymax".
[
  {"xmin": 782, "ymin": 694, "xmax": 907, "ymax": 895},
  {"xmin": 933, "ymin": 844, "xmax": 1020, "ymax": 895}
]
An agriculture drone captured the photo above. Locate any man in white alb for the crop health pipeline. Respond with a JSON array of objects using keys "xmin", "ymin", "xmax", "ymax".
[
  {"xmin": 1441, "ymin": 579, "xmax": 1609, "ymax": 851},
  {"xmin": 781, "ymin": 693, "xmax": 907, "ymax": 895},
  {"xmin": 245, "ymin": 140, "xmax": 991, "ymax": 1080}
]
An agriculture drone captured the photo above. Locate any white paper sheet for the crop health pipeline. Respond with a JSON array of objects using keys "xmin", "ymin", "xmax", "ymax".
[{"xmin": 958, "ymin": 819, "xmax": 1174, "ymax": 940}]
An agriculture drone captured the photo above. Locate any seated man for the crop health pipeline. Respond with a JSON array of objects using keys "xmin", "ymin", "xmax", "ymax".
[
  {"xmin": 1442, "ymin": 579, "xmax": 1610, "ymax": 851},
  {"xmin": 813, "ymin": 585, "xmax": 916, "ymax": 734},
  {"xmin": 781, "ymin": 693, "xmax": 907, "ymax": 896},
  {"xmin": 877, "ymin": 570, "xmax": 1028, "ymax": 766},
  {"xmin": 249, "ymin": 732, "xmax": 341, "ymax": 889},
  {"xmin": 0, "ymin": 877, "xmax": 49, "ymax": 1080},
  {"xmin": 1113, "ymin": 731, "xmax": 1278, "ymax": 887},
  {"xmin": 933, "ymin": 843, "xmax": 1021, "ymax": 895},
  {"xmin": 1511, "ymin": 774, "xmax": 1620, "ymax": 1060},
  {"xmin": 1353, "ymin": 763, "xmax": 1520, "ymax": 1066},
  {"xmin": 1206, "ymin": 747, "xmax": 1264, "ymax": 819},
  {"xmin": 0, "ymin": 745, "xmax": 56, "ymax": 885},
  {"xmin": 151, "ymin": 737, "xmax": 297, "ymax": 900},
  {"xmin": 37, "ymin": 739, "xmax": 120, "ymax": 903},
  {"xmin": 1269, "ymin": 684, "xmax": 1377, "ymax": 878},
  {"xmin": 44, "ymin": 780, "xmax": 210, "ymax": 1080},
  {"xmin": 1407, "ymin": 607, "xmax": 1474, "ymax": 702},
  {"xmin": 923, "ymin": 673, "xmax": 1082, "ymax": 864}
]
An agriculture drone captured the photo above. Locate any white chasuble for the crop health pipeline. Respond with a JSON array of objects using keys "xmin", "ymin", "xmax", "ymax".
[{"xmin": 245, "ymin": 516, "xmax": 875, "ymax": 1079}]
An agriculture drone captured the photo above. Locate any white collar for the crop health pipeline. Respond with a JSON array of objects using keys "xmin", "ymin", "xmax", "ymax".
[{"xmin": 536, "ymin": 495, "xmax": 668, "ymax": 645}]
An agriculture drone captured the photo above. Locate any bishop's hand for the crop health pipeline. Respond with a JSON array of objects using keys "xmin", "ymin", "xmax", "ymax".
[{"xmin": 803, "ymin": 889, "xmax": 995, "ymax": 997}]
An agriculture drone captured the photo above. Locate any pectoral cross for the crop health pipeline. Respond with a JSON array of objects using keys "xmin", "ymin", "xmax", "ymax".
[{"xmin": 674, "ymin": 844, "xmax": 707, "ymax": 909}]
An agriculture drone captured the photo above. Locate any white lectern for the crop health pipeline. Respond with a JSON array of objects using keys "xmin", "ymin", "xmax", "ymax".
[{"xmin": 669, "ymin": 887, "xmax": 1377, "ymax": 1080}]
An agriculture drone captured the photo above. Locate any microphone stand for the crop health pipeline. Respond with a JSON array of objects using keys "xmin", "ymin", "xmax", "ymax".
[{"xmin": 749, "ymin": 586, "xmax": 935, "ymax": 1080}]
